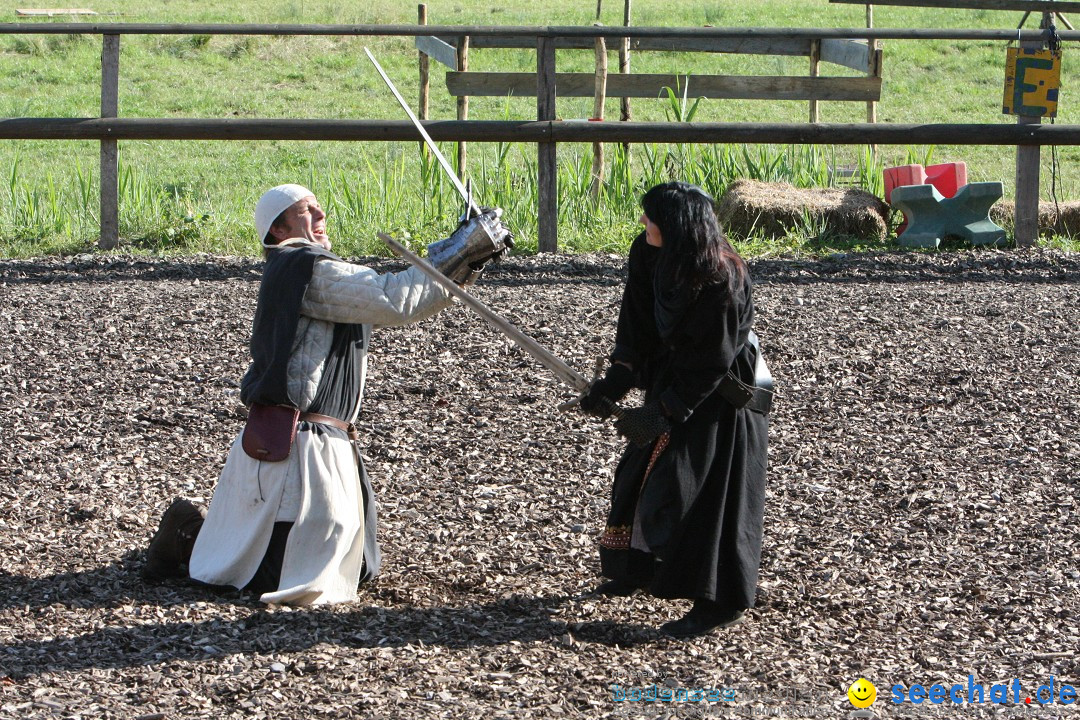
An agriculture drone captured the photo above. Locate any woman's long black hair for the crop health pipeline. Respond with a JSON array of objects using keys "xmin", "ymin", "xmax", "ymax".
[{"xmin": 641, "ymin": 181, "xmax": 746, "ymax": 295}]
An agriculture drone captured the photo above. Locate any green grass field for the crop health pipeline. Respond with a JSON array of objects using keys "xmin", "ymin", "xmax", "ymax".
[{"xmin": 1, "ymin": 0, "xmax": 1078, "ymax": 256}]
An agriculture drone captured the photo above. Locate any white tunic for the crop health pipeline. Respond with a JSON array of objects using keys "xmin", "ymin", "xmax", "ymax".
[{"xmin": 189, "ymin": 243, "xmax": 453, "ymax": 604}]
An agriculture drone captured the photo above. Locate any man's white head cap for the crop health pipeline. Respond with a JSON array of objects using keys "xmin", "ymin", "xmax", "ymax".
[{"xmin": 255, "ymin": 183, "xmax": 314, "ymax": 247}]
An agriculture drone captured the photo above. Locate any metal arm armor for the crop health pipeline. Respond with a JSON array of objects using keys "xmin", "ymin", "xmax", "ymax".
[{"xmin": 426, "ymin": 208, "xmax": 513, "ymax": 285}]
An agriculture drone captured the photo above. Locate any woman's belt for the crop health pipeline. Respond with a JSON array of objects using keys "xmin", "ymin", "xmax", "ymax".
[{"xmin": 717, "ymin": 372, "xmax": 773, "ymax": 414}]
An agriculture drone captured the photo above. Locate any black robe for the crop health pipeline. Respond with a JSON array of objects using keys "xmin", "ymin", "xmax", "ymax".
[{"xmin": 599, "ymin": 232, "xmax": 768, "ymax": 610}]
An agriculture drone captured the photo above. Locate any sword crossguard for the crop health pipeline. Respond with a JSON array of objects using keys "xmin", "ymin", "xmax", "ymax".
[{"xmin": 458, "ymin": 179, "xmax": 478, "ymax": 223}]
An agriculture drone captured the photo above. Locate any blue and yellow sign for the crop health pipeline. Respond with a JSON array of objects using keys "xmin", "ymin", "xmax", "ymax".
[{"xmin": 1003, "ymin": 47, "xmax": 1061, "ymax": 117}]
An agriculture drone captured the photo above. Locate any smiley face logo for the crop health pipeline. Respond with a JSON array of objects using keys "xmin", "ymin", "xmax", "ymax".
[{"xmin": 847, "ymin": 678, "xmax": 877, "ymax": 708}]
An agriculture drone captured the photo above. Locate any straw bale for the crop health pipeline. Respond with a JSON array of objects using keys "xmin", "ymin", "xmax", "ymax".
[
  {"xmin": 717, "ymin": 179, "xmax": 889, "ymax": 241},
  {"xmin": 991, "ymin": 199, "xmax": 1080, "ymax": 237}
]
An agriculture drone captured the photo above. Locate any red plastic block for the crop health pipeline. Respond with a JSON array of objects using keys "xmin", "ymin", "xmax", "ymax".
[
  {"xmin": 884, "ymin": 162, "xmax": 968, "ymax": 234},
  {"xmin": 924, "ymin": 162, "xmax": 967, "ymax": 199},
  {"xmin": 884, "ymin": 164, "xmax": 926, "ymax": 204}
]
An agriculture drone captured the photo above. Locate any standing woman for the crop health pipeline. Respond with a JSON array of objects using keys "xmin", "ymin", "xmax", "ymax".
[{"xmin": 580, "ymin": 181, "xmax": 771, "ymax": 638}]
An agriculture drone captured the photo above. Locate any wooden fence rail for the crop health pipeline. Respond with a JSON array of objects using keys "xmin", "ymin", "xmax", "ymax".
[
  {"xmin": 831, "ymin": 0, "xmax": 1080, "ymax": 10},
  {"xmin": 3, "ymin": 24, "xmax": 1079, "ymax": 40},
  {"xmin": 3, "ymin": 118, "xmax": 1079, "ymax": 144},
  {"xmin": 2, "ymin": 23, "xmax": 1079, "ymax": 250},
  {"xmin": 443, "ymin": 73, "xmax": 882, "ymax": 101}
]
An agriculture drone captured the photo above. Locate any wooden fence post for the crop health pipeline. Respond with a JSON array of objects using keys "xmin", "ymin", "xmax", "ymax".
[
  {"xmin": 456, "ymin": 35, "xmax": 469, "ymax": 181},
  {"xmin": 591, "ymin": 32, "xmax": 608, "ymax": 202},
  {"xmin": 620, "ymin": 0, "xmax": 632, "ymax": 157},
  {"xmin": 1014, "ymin": 15, "xmax": 1051, "ymax": 247},
  {"xmin": 809, "ymin": 39, "xmax": 821, "ymax": 123},
  {"xmin": 867, "ymin": 4, "xmax": 878, "ymax": 124},
  {"xmin": 418, "ymin": 4, "xmax": 430, "ymax": 163},
  {"xmin": 537, "ymin": 36, "xmax": 558, "ymax": 253},
  {"xmin": 418, "ymin": 4, "xmax": 429, "ymax": 122},
  {"xmin": 99, "ymin": 34, "xmax": 119, "ymax": 250}
]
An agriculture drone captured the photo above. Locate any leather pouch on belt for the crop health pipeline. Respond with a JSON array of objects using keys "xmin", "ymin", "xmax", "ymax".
[{"xmin": 242, "ymin": 403, "xmax": 299, "ymax": 462}]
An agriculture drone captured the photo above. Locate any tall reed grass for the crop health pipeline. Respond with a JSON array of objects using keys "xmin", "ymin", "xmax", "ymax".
[{"xmin": 1, "ymin": 138, "xmax": 893, "ymax": 258}]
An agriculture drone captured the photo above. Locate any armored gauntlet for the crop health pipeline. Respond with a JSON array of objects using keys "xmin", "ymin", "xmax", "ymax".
[{"xmin": 426, "ymin": 208, "xmax": 513, "ymax": 285}]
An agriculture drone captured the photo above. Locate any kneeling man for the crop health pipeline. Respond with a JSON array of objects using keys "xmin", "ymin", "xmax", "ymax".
[{"xmin": 142, "ymin": 183, "xmax": 511, "ymax": 604}]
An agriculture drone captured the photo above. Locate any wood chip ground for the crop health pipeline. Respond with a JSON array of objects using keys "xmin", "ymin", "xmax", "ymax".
[{"xmin": 1, "ymin": 250, "xmax": 1078, "ymax": 719}]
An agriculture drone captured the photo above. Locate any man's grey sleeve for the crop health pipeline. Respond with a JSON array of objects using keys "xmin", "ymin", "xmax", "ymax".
[{"xmin": 300, "ymin": 258, "xmax": 454, "ymax": 327}]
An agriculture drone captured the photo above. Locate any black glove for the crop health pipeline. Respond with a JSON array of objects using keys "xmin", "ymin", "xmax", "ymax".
[
  {"xmin": 579, "ymin": 363, "xmax": 634, "ymax": 419},
  {"xmin": 614, "ymin": 402, "xmax": 671, "ymax": 447}
]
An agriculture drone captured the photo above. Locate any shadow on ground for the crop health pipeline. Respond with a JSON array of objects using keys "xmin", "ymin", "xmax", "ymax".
[{"xmin": 0, "ymin": 558, "xmax": 657, "ymax": 678}]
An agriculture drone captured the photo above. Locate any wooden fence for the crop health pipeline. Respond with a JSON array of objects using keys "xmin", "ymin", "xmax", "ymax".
[
  {"xmin": 1, "ymin": 23, "xmax": 1078, "ymax": 251},
  {"xmin": 419, "ymin": 21, "xmax": 883, "ymax": 118}
]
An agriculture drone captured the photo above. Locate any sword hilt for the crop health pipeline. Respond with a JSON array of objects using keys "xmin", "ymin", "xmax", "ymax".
[
  {"xmin": 556, "ymin": 356, "xmax": 625, "ymax": 420},
  {"xmin": 599, "ymin": 397, "xmax": 626, "ymax": 421},
  {"xmin": 558, "ymin": 394, "xmax": 626, "ymax": 421}
]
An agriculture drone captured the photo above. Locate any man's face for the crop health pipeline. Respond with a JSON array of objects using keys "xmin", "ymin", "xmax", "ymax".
[{"xmin": 271, "ymin": 196, "xmax": 330, "ymax": 250}]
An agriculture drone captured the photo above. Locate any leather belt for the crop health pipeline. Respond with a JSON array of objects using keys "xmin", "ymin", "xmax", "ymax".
[
  {"xmin": 718, "ymin": 372, "xmax": 773, "ymax": 415},
  {"xmin": 299, "ymin": 412, "xmax": 360, "ymax": 441}
]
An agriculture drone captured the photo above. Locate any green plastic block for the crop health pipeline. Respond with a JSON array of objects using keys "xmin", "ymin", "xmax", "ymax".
[{"xmin": 891, "ymin": 182, "xmax": 1007, "ymax": 249}]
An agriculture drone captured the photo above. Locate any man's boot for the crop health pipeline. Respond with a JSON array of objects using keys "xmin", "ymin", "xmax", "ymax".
[{"xmin": 141, "ymin": 498, "xmax": 206, "ymax": 582}]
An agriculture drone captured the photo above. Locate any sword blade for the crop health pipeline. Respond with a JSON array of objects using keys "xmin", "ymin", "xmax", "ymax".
[
  {"xmin": 378, "ymin": 232, "xmax": 590, "ymax": 393},
  {"xmin": 364, "ymin": 47, "xmax": 481, "ymax": 218}
]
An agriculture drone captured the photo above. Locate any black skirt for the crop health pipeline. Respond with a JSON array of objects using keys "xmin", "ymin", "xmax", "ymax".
[{"xmin": 599, "ymin": 398, "xmax": 768, "ymax": 610}]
